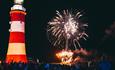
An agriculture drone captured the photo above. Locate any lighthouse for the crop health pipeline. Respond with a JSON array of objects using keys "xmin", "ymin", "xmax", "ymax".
[{"xmin": 6, "ymin": 0, "xmax": 27, "ymax": 63}]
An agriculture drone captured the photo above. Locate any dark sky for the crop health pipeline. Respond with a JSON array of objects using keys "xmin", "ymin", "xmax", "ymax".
[{"xmin": 0, "ymin": 0, "xmax": 115, "ymax": 62}]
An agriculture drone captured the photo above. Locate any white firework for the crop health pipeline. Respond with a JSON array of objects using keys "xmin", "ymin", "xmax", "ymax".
[{"xmin": 47, "ymin": 10, "xmax": 88, "ymax": 50}]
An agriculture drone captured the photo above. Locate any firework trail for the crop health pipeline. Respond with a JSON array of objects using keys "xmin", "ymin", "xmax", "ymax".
[{"xmin": 47, "ymin": 10, "xmax": 88, "ymax": 50}]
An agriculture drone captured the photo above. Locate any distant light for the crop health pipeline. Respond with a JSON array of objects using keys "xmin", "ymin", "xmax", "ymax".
[{"xmin": 14, "ymin": 0, "xmax": 24, "ymax": 4}]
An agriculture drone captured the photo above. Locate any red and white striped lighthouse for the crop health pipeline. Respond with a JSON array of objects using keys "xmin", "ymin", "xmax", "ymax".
[{"xmin": 6, "ymin": 0, "xmax": 27, "ymax": 63}]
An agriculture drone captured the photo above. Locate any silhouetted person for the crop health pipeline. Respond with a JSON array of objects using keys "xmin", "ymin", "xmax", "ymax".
[{"xmin": 99, "ymin": 55, "xmax": 112, "ymax": 70}]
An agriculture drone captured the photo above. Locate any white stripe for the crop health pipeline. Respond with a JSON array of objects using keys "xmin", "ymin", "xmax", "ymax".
[
  {"xmin": 11, "ymin": 5, "xmax": 26, "ymax": 11},
  {"xmin": 9, "ymin": 21, "xmax": 25, "ymax": 32},
  {"xmin": 7, "ymin": 43, "xmax": 26, "ymax": 55}
]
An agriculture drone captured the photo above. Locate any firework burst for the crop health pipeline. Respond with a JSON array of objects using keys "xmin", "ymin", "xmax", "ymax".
[
  {"xmin": 47, "ymin": 10, "xmax": 88, "ymax": 50},
  {"xmin": 56, "ymin": 50, "xmax": 73, "ymax": 64}
]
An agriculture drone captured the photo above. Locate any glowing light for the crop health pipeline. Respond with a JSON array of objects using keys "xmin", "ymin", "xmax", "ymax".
[
  {"xmin": 47, "ymin": 10, "xmax": 88, "ymax": 49},
  {"xmin": 14, "ymin": 0, "xmax": 24, "ymax": 4},
  {"xmin": 56, "ymin": 50, "xmax": 73, "ymax": 64}
]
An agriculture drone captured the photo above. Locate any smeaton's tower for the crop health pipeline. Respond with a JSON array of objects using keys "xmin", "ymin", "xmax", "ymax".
[{"xmin": 6, "ymin": 0, "xmax": 27, "ymax": 63}]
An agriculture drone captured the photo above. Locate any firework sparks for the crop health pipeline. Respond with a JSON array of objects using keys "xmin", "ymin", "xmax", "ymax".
[
  {"xmin": 47, "ymin": 10, "xmax": 88, "ymax": 49},
  {"xmin": 56, "ymin": 50, "xmax": 73, "ymax": 64}
]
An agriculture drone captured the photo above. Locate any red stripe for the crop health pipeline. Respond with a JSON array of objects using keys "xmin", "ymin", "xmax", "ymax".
[
  {"xmin": 10, "ymin": 12, "xmax": 25, "ymax": 21},
  {"xmin": 6, "ymin": 55, "xmax": 27, "ymax": 63},
  {"xmin": 9, "ymin": 32, "xmax": 25, "ymax": 43}
]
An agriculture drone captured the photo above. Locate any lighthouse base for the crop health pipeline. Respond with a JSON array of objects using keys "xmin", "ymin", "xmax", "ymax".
[{"xmin": 6, "ymin": 55, "xmax": 27, "ymax": 63}]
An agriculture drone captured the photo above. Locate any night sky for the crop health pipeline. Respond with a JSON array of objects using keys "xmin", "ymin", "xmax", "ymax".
[{"xmin": 0, "ymin": 0, "xmax": 115, "ymax": 62}]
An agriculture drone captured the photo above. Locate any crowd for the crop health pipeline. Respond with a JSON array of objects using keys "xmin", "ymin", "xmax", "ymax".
[
  {"xmin": 0, "ymin": 59, "xmax": 113, "ymax": 70},
  {"xmin": 0, "ymin": 55, "xmax": 114, "ymax": 70}
]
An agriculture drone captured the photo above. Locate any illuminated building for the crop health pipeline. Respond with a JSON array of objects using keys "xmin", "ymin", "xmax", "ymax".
[{"xmin": 6, "ymin": 0, "xmax": 27, "ymax": 63}]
